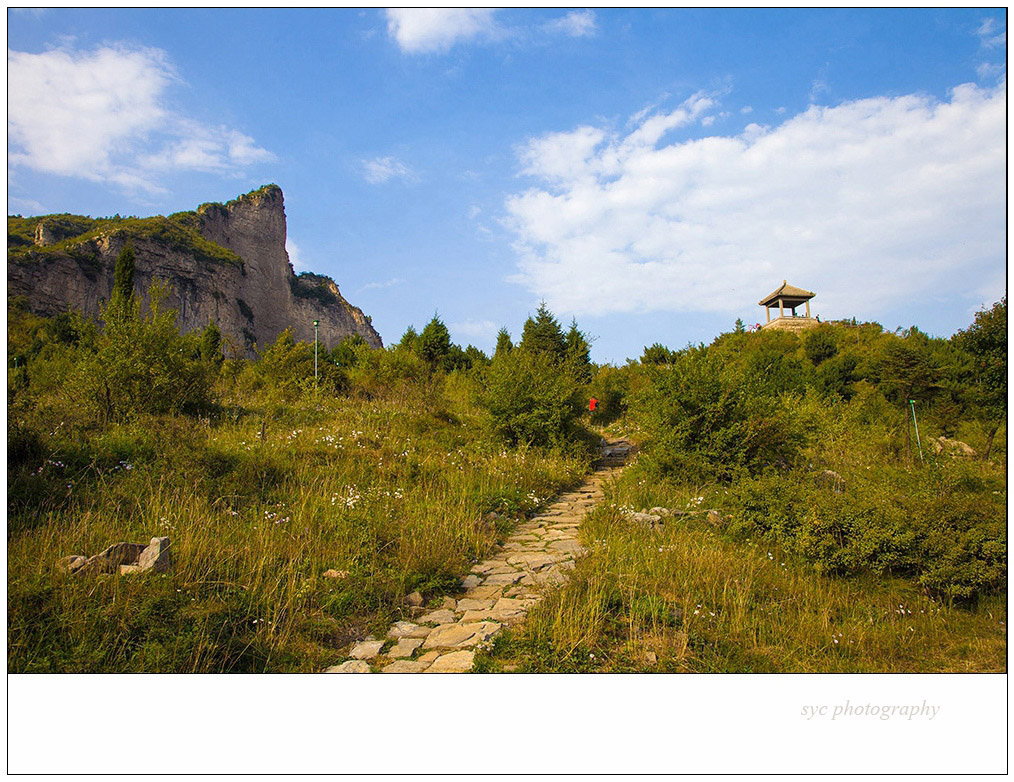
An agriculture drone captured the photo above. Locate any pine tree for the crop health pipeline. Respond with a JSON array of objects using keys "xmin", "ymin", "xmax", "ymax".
[
  {"xmin": 642, "ymin": 343, "xmax": 676, "ymax": 365},
  {"xmin": 494, "ymin": 327, "xmax": 513, "ymax": 357},
  {"xmin": 418, "ymin": 314, "xmax": 451, "ymax": 368},
  {"xmin": 519, "ymin": 302, "xmax": 566, "ymax": 361},
  {"xmin": 564, "ymin": 318, "xmax": 592, "ymax": 382},
  {"xmin": 398, "ymin": 325, "xmax": 419, "ymax": 352},
  {"xmin": 465, "ymin": 344, "xmax": 489, "ymax": 368}
]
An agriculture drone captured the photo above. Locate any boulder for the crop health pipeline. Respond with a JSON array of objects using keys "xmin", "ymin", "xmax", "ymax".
[
  {"xmin": 136, "ymin": 537, "xmax": 172, "ymax": 572},
  {"xmin": 74, "ymin": 542, "xmax": 147, "ymax": 575},
  {"xmin": 56, "ymin": 555, "xmax": 87, "ymax": 573},
  {"xmin": 932, "ymin": 437, "xmax": 977, "ymax": 458},
  {"xmin": 405, "ymin": 591, "xmax": 424, "ymax": 607},
  {"xmin": 628, "ymin": 511, "xmax": 662, "ymax": 529}
]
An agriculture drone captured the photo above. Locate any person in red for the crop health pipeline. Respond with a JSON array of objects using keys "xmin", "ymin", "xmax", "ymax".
[{"xmin": 589, "ymin": 397, "xmax": 599, "ymax": 412}]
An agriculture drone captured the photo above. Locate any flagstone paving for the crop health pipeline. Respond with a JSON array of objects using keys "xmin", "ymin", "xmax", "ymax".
[{"xmin": 325, "ymin": 438, "xmax": 631, "ymax": 674}]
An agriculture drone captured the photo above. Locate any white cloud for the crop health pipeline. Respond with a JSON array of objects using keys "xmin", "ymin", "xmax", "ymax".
[
  {"xmin": 7, "ymin": 44, "xmax": 273, "ymax": 193},
  {"xmin": 976, "ymin": 17, "xmax": 1006, "ymax": 48},
  {"xmin": 286, "ymin": 238, "xmax": 308, "ymax": 272},
  {"xmin": 543, "ymin": 10, "xmax": 597, "ymax": 38},
  {"xmin": 505, "ymin": 84, "xmax": 1007, "ymax": 322},
  {"xmin": 362, "ymin": 155, "xmax": 415, "ymax": 184},
  {"xmin": 359, "ymin": 277, "xmax": 405, "ymax": 292},
  {"xmin": 385, "ymin": 8, "xmax": 598, "ymax": 54},
  {"xmin": 385, "ymin": 8, "xmax": 498, "ymax": 54},
  {"xmin": 977, "ymin": 62, "xmax": 1006, "ymax": 81},
  {"xmin": 8, "ymin": 195, "xmax": 45, "ymax": 214},
  {"xmin": 974, "ymin": 18, "xmax": 1007, "ymax": 84},
  {"xmin": 450, "ymin": 319, "xmax": 498, "ymax": 341},
  {"xmin": 810, "ymin": 78, "xmax": 829, "ymax": 102},
  {"xmin": 468, "ymin": 205, "xmax": 482, "ymax": 219}
]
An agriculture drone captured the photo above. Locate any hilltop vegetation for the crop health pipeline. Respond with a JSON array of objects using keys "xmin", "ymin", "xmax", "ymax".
[
  {"xmin": 8, "ymin": 211, "xmax": 244, "ymax": 269},
  {"xmin": 6, "ymin": 268, "xmax": 1006, "ymax": 672},
  {"xmin": 7, "ymin": 187, "xmax": 285, "ymax": 269}
]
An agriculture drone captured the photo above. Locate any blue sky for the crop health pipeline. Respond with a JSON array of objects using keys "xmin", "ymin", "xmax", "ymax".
[{"xmin": 7, "ymin": 8, "xmax": 1007, "ymax": 363}]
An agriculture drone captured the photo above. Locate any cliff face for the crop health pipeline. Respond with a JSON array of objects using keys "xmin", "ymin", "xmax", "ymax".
[{"xmin": 7, "ymin": 185, "xmax": 383, "ymax": 356}]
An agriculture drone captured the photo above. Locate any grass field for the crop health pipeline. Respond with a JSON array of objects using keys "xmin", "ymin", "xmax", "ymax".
[
  {"xmin": 476, "ymin": 462, "xmax": 1006, "ymax": 673},
  {"xmin": 7, "ymin": 387, "xmax": 589, "ymax": 672}
]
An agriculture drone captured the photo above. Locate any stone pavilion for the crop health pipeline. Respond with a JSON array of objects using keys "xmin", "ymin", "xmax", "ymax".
[{"xmin": 758, "ymin": 281, "xmax": 818, "ymax": 332}]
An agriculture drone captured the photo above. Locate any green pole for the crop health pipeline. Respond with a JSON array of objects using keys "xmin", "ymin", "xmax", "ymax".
[
  {"xmin": 313, "ymin": 320, "xmax": 319, "ymax": 382},
  {"xmin": 908, "ymin": 399, "xmax": 923, "ymax": 462}
]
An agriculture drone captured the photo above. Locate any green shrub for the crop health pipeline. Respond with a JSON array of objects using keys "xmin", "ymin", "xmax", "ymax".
[
  {"xmin": 251, "ymin": 329, "xmax": 314, "ymax": 397},
  {"xmin": 630, "ymin": 347, "xmax": 801, "ymax": 482},
  {"xmin": 75, "ymin": 283, "xmax": 215, "ymax": 421},
  {"xmin": 475, "ymin": 349, "xmax": 584, "ymax": 447}
]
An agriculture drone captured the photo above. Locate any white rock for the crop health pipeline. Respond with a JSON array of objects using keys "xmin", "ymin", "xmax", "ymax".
[
  {"xmin": 349, "ymin": 640, "xmax": 384, "ymax": 660},
  {"xmin": 136, "ymin": 537, "xmax": 171, "ymax": 572}
]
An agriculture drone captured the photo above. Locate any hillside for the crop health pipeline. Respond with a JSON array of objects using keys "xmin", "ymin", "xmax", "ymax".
[
  {"xmin": 7, "ymin": 185, "xmax": 382, "ymax": 357},
  {"xmin": 5, "ymin": 286, "xmax": 1006, "ymax": 673}
]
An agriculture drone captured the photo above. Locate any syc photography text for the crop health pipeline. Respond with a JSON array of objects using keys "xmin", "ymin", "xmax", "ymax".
[{"xmin": 801, "ymin": 700, "xmax": 941, "ymax": 721}]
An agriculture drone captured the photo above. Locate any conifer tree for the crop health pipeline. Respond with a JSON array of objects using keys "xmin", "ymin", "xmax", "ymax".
[
  {"xmin": 494, "ymin": 327, "xmax": 513, "ymax": 357},
  {"xmin": 418, "ymin": 314, "xmax": 451, "ymax": 368},
  {"xmin": 565, "ymin": 318, "xmax": 592, "ymax": 382},
  {"xmin": 398, "ymin": 325, "xmax": 419, "ymax": 352},
  {"xmin": 519, "ymin": 302, "xmax": 566, "ymax": 361}
]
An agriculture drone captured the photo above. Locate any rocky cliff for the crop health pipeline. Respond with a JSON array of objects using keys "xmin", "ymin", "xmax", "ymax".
[{"xmin": 7, "ymin": 185, "xmax": 383, "ymax": 356}]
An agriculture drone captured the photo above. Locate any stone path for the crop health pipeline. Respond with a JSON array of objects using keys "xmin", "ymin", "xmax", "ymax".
[{"xmin": 325, "ymin": 438, "xmax": 631, "ymax": 673}]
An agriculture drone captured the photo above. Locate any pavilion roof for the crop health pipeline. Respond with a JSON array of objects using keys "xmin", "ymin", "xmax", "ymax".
[{"xmin": 759, "ymin": 280, "xmax": 815, "ymax": 306}]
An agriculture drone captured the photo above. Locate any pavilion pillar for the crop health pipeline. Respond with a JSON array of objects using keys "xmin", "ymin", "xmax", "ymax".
[
  {"xmin": 805, "ymin": 300, "xmax": 811, "ymax": 318},
  {"xmin": 778, "ymin": 300, "xmax": 784, "ymax": 319},
  {"xmin": 766, "ymin": 306, "xmax": 771, "ymax": 323}
]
